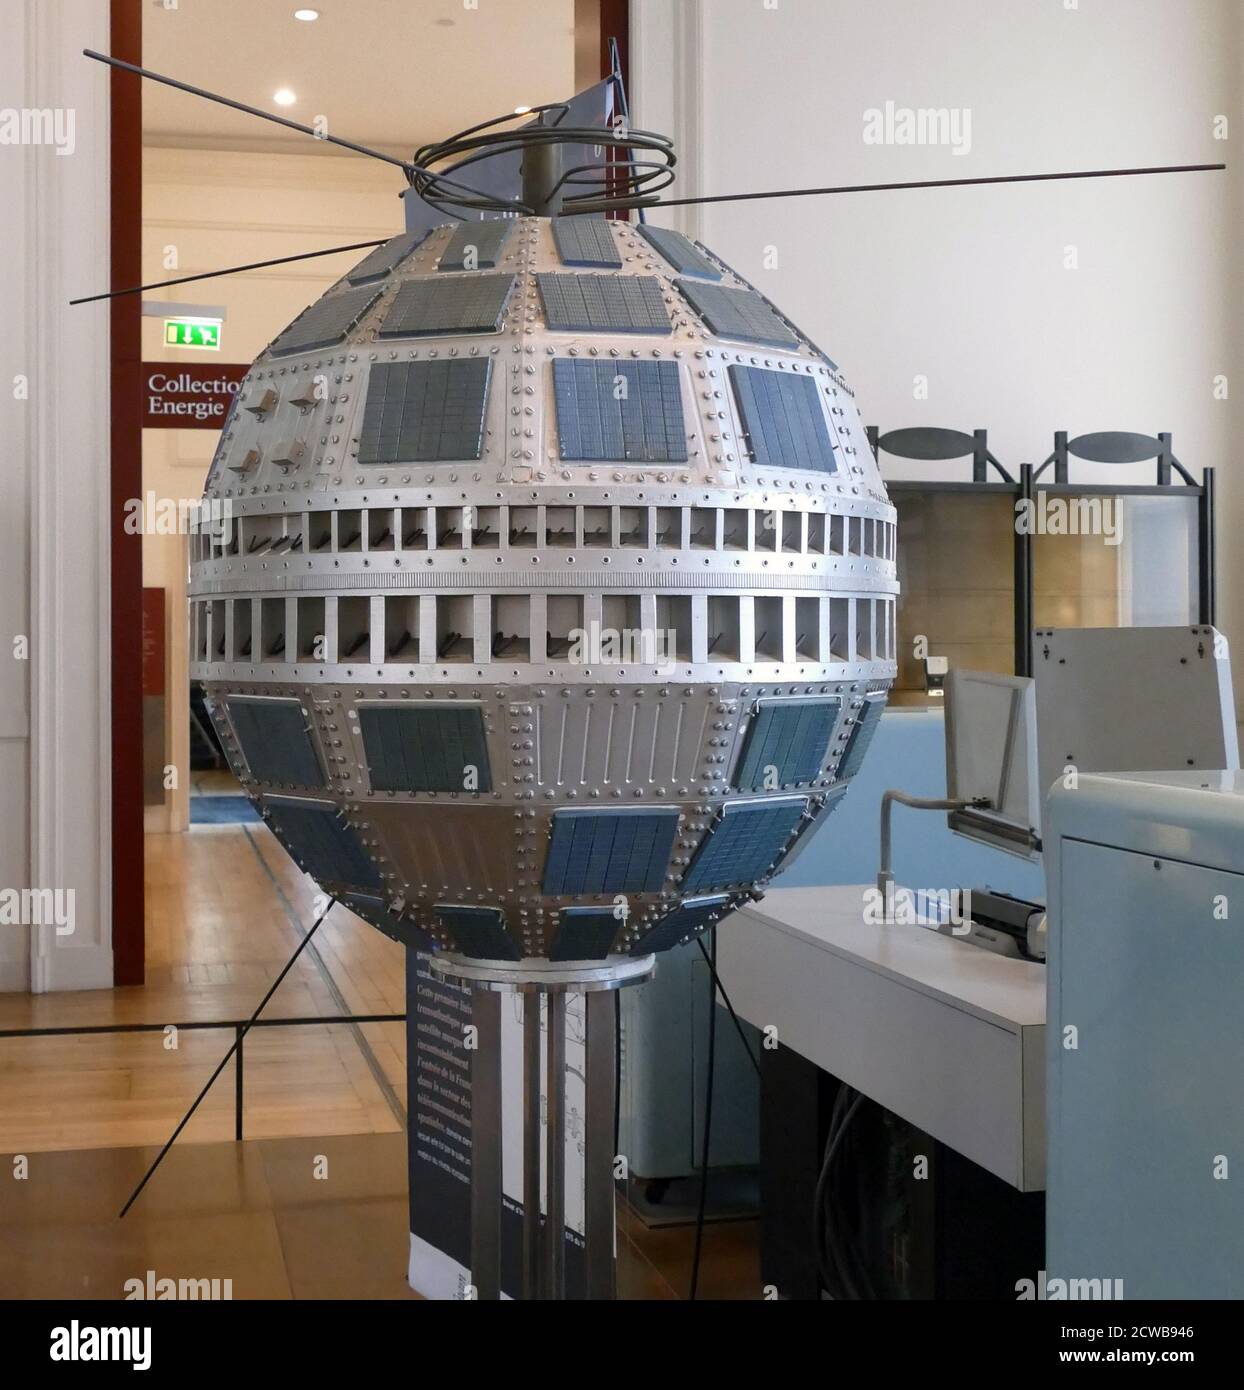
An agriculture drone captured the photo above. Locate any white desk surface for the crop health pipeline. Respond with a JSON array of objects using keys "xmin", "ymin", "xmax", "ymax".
[{"xmin": 719, "ymin": 884, "xmax": 1047, "ymax": 1191}]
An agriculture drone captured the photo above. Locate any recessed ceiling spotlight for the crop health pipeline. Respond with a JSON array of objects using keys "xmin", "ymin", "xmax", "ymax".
[
  {"xmin": 273, "ymin": 88, "xmax": 297, "ymax": 106},
  {"xmin": 293, "ymin": 8, "xmax": 320, "ymax": 19}
]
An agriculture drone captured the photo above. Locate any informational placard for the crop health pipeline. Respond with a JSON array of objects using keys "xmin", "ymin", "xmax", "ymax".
[
  {"xmin": 141, "ymin": 363, "xmax": 248, "ymax": 429},
  {"xmin": 406, "ymin": 951, "xmax": 587, "ymax": 1299}
]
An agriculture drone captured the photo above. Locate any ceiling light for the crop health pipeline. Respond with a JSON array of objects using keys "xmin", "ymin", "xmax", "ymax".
[
  {"xmin": 273, "ymin": 89, "xmax": 297, "ymax": 107},
  {"xmin": 293, "ymin": 8, "xmax": 320, "ymax": 20},
  {"xmin": 514, "ymin": 106, "xmax": 532, "ymax": 115}
]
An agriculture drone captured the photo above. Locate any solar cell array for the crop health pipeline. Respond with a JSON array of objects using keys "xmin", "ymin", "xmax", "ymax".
[
  {"xmin": 347, "ymin": 231, "xmax": 429, "ymax": 286},
  {"xmin": 537, "ymin": 273, "xmax": 672, "ymax": 334},
  {"xmin": 680, "ymin": 797, "xmax": 806, "ymax": 893},
  {"xmin": 438, "ymin": 220, "xmax": 514, "ymax": 271},
  {"xmin": 263, "ymin": 796, "xmax": 382, "ymax": 888},
  {"xmin": 542, "ymin": 807, "xmax": 679, "ymax": 896},
  {"xmin": 227, "ymin": 696, "xmax": 324, "ymax": 787},
  {"xmin": 553, "ymin": 359, "xmax": 687, "ymax": 463},
  {"xmin": 358, "ymin": 359, "xmax": 492, "ymax": 464},
  {"xmin": 636, "ymin": 225, "xmax": 721, "ymax": 280},
  {"xmin": 729, "ymin": 366, "xmax": 838, "ymax": 474},
  {"xmin": 378, "ymin": 274, "xmax": 515, "ymax": 337},
  {"xmin": 436, "ymin": 904, "xmax": 520, "ymax": 961},
  {"xmin": 630, "ymin": 894, "xmax": 732, "ymax": 956},
  {"xmin": 358, "ymin": 703, "xmax": 493, "ymax": 792},
  {"xmin": 268, "ymin": 284, "xmax": 382, "ymax": 357},
  {"xmin": 674, "ymin": 279, "xmax": 800, "ymax": 348},
  {"xmin": 733, "ymin": 697, "xmax": 841, "ymax": 791},
  {"xmin": 551, "ymin": 218, "xmax": 622, "ymax": 269},
  {"xmin": 837, "ymin": 693, "xmax": 888, "ymax": 780},
  {"xmin": 548, "ymin": 907, "xmax": 621, "ymax": 962}
]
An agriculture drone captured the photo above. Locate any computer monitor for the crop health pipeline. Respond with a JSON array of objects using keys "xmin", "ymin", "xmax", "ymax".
[{"xmin": 944, "ymin": 669, "xmax": 1042, "ymax": 861}]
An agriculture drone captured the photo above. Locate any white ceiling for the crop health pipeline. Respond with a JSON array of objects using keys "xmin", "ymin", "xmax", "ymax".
[{"xmin": 142, "ymin": 0, "xmax": 579, "ymax": 159}]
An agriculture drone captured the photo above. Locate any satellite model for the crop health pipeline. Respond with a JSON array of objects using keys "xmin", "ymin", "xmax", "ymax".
[{"xmin": 80, "ymin": 40, "xmax": 1221, "ymax": 1300}]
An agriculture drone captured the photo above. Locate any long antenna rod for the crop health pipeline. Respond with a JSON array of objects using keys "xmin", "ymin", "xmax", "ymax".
[
  {"xmin": 118, "ymin": 895, "xmax": 337, "ymax": 1218},
  {"xmin": 70, "ymin": 239, "xmax": 388, "ymax": 306},
  {"xmin": 648, "ymin": 162, "xmax": 1226, "ymax": 210},
  {"xmin": 84, "ymin": 49, "xmax": 414, "ymax": 172}
]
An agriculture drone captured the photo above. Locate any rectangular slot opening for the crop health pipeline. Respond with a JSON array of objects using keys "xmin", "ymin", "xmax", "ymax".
[
  {"xmin": 469, "ymin": 505, "xmax": 500, "ymax": 548},
  {"xmin": 400, "ymin": 506, "xmax": 428, "ymax": 550},
  {"xmin": 492, "ymin": 595, "xmax": 530, "ymax": 662},
  {"xmin": 508, "ymin": 505, "xmax": 538, "ymax": 547},
  {"xmin": 435, "ymin": 595, "xmax": 474, "ymax": 662},
  {"xmin": 757, "ymin": 510, "xmax": 779, "ymax": 551},
  {"xmin": 260, "ymin": 598, "xmax": 287, "ymax": 659},
  {"xmin": 230, "ymin": 599, "xmax": 253, "ymax": 661},
  {"xmin": 829, "ymin": 598, "xmax": 851, "ymax": 661},
  {"xmin": 655, "ymin": 595, "xmax": 692, "ymax": 663},
  {"xmin": 602, "ymin": 594, "xmax": 641, "ymax": 646},
  {"xmin": 367, "ymin": 508, "xmax": 395, "ymax": 552},
  {"xmin": 384, "ymin": 596, "xmax": 419, "ymax": 661},
  {"xmin": 754, "ymin": 596, "xmax": 783, "ymax": 661},
  {"xmin": 807, "ymin": 513, "xmax": 826, "ymax": 554},
  {"xmin": 689, "ymin": 507, "xmax": 717, "ymax": 550},
  {"xmin": 337, "ymin": 596, "xmax": 370, "ymax": 661},
  {"xmin": 707, "ymin": 596, "xmax": 740, "ymax": 661},
  {"xmin": 297, "ymin": 597, "xmax": 325, "ymax": 661},
  {"xmin": 848, "ymin": 518, "xmax": 864, "ymax": 556},
  {"xmin": 582, "ymin": 506, "xmax": 610, "ymax": 547},
  {"xmin": 435, "ymin": 505, "xmax": 465, "ymax": 550},
  {"xmin": 722, "ymin": 508, "xmax": 748, "ymax": 551},
  {"xmin": 281, "ymin": 515, "xmax": 305, "ymax": 554},
  {"xmin": 795, "ymin": 597, "xmax": 819, "ymax": 660},
  {"xmin": 308, "ymin": 510, "xmax": 333, "ymax": 553},
  {"xmin": 243, "ymin": 515, "xmax": 282, "ymax": 557},
  {"xmin": 858, "ymin": 599, "xmax": 876, "ymax": 660},
  {"xmin": 782, "ymin": 512, "xmax": 802, "ymax": 552},
  {"xmin": 336, "ymin": 509, "xmax": 363, "ymax": 553},
  {"xmin": 655, "ymin": 507, "xmax": 682, "ymax": 548},
  {"xmin": 829, "ymin": 515, "xmax": 846, "ymax": 556},
  {"xmin": 545, "ymin": 506, "xmax": 575, "ymax": 546},
  {"xmin": 619, "ymin": 506, "xmax": 648, "ymax": 548},
  {"xmin": 546, "ymin": 594, "xmax": 583, "ymax": 660}
]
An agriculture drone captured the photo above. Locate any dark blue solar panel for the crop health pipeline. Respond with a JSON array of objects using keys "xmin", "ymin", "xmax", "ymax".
[
  {"xmin": 553, "ymin": 359, "xmax": 687, "ymax": 463},
  {"xmin": 542, "ymin": 808, "xmax": 679, "ymax": 896},
  {"xmin": 358, "ymin": 359, "xmax": 492, "ymax": 463},
  {"xmin": 347, "ymin": 230, "xmax": 429, "ymax": 285},
  {"xmin": 549, "ymin": 907, "xmax": 621, "ymax": 962},
  {"xmin": 358, "ymin": 703, "xmax": 492, "ymax": 792},
  {"xmin": 673, "ymin": 279, "xmax": 800, "ymax": 348},
  {"xmin": 537, "ymin": 273, "xmax": 671, "ymax": 334},
  {"xmin": 837, "ymin": 692, "xmax": 887, "ymax": 780},
  {"xmin": 263, "ymin": 796, "xmax": 382, "ymax": 889},
  {"xmin": 630, "ymin": 895, "xmax": 732, "ymax": 956},
  {"xmin": 438, "ymin": 220, "xmax": 514, "ymax": 271},
  {"xmin": 680, "ymin": 797, "xmax": 807, "ymax": 893},
  {"xmin": 344, "ymin": 892, "xmax": 435, "ymax": 951},
  {"xmin": 729, "ymin": 366, "xmax": 838, "ymax": 474},
  {"xmin": 269, "ymin": 284, "xmax": 382, "ymax": 357},
  {"xmin": 636, "ymin": 225, "xmax": 721, "ymax": 280},
  {"xmin": 378, "ymin": 275, "xmax": 515, "ymax": 337},
  {"xmin": 227, "ymin": 696, "xmax": 325, "ymax": 787},
  {"xmin": 435, "ymin": 905, "xmax": 520, "ymax": 961},
  {"xmin": 552, "ymin": 218, "xmax": 622, "ymax": 268},
  {"xmin": 733, "ymin": 698, "xmax": 841, "ymax": 791}
]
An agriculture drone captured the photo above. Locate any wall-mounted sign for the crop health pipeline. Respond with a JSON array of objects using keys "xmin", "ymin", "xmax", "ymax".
[
  {"xmin": 163, "ymin": 315, "xmax": 223, "ymax": 351},
  {"xmin": 142, "ymin": 363, "xmax": 248, "ymax": 429}
]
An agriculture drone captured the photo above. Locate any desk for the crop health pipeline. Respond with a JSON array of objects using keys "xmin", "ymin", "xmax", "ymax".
[{"xmin": 717, "ymin": 884, "xmax": 1046, "ymax": 1192}]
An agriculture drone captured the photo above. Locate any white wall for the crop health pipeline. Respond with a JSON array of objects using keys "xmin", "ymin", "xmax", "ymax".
[
  {"xmin": 0, "ymin": 0, "xmax": 113, "ymax": 990},
  {"xmin": 633, "ymin": 0, "xmax": 1243, "ymax": 705}
]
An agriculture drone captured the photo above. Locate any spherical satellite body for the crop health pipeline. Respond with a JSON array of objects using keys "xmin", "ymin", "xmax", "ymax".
[{"xmin": 190, "ymin": 208, "xmax": 897, "ymax": 987}]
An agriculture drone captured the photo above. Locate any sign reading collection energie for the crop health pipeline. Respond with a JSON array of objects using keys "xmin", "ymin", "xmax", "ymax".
[{"xmin": 142, "ymin": 364, "xmax": 249, "ymax": 429}]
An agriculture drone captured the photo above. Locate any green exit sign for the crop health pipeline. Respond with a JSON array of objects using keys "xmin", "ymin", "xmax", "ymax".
[{"xmin": 164, "ymin": 317, "xmax": 221, "ymax": 351}]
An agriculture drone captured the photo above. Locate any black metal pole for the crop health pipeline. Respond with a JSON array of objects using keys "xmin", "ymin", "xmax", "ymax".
[
  {"xmin": 118, "ymin": 897, "xmax": 336, "ymax": 1217},
  {"xmin": 1199, "ymin": 467, "xmax": 1216, "ymax": 627},
  {"xmin": 234, "ymin": 1026, "xmax": 244, "ymax": 1142},
  {"xmin": 1014, "ymin": 464, "xmax": 1034, "ymax": 678}
]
